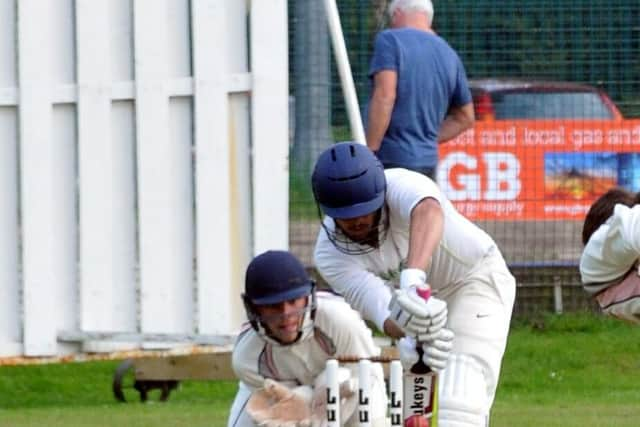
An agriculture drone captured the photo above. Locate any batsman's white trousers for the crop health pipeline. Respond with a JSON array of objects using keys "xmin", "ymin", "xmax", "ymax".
[{"xmin": 437, "ymin": 249, "xmax": 516, "ymax": 426}]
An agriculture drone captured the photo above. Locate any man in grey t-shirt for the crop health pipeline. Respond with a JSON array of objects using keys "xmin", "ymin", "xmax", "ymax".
[{"xmin": 366, "ymin": 0, "xmax": 475, "ymax": 179}]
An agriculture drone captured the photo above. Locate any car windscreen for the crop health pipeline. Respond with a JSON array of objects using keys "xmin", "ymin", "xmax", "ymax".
[{"xmin": 490, "ymin": 91, "xmax": 614, "ymax": 119}]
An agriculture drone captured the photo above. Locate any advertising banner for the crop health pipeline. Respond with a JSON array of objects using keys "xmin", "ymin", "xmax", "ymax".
[{"xmin": 437, "ymin": 120, "xmax": 640, "ymax": 220}]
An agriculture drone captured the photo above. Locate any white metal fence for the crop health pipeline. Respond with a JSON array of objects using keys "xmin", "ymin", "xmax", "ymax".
[{"xmin": 0, "ymin": 0, "xmax": 288, "ymax": 357}]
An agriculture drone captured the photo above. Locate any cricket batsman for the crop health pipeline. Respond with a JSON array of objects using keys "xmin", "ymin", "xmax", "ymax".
[
  {"xmin": 312, "ymin": 142, "xmax": 516, "ymax": 426},
  {"xmin": 228, "ymin": 250, "xmax": 452, "ymax": 426}
]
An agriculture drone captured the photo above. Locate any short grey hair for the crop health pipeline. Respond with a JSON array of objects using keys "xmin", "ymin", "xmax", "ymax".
[{"xmin": 388, "ymin": 0, "xmax": 434, "ymax": 20}]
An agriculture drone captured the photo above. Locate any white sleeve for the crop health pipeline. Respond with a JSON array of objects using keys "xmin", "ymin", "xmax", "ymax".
[
  {"xmin": 314, "ymin": 235, "xmax": 393, "ymax": 332},
  {"xmin": 231, "ymin": 331, "xmax": 266, "ymax": 390},
  {"xmin": 317, "ymin": 297, "xmax": 381, "ymax": 358},
  {"xmin": 605, "ymin": 204, "xmax": 640, "ymax": 257},
  {"xmin": 385, "ymin": 168, "xmax": 443, "ymax": 221},
  {"xmin": 580, "ymin": 204, "xmax": 640, "ymax": 291}
]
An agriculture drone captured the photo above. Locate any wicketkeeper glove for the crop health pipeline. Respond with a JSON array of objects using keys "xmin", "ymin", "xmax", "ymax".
[
  {"xmin": 388, "ymin": 287, "xmax": 448, "ymax": 340},
  {"xmin": 246, "ymin": 379, "xmax": 314, "ymax": 427},
  {"xmin": 397, "ymin": 328, "xmax": 454, "ymax": 372}
]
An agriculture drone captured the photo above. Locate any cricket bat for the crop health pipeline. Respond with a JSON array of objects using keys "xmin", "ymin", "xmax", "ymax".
[{"xmin": 402, "ymin": 286, "xmax": 438, "ymax": 426}]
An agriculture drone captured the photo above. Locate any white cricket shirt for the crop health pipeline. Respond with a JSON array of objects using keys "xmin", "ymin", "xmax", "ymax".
[
  {"xmin": 580, "ymin": 204, "xmax": 640, "ymax": 294},
  {"xmin": 232, "ymin": 292, "xmax": 382, "ymax": 390},
  {"xmin": 314, "ymin": 168, "xmax": 497, "ymax": 331}
]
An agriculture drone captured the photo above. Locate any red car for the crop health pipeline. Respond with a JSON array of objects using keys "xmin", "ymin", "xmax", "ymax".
[
  {"xmin": 438, "ymin": 79, "xmax": 638, "ymax": 220},
  {"xmin": 469, "ymin": 78, "xmax": 623, "ymax": 121}
]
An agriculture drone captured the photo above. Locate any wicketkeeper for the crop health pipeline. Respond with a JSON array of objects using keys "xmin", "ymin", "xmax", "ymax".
[
  {"xmin": 228, "ymin": 250, "xmax": 453, "ymax": 426},
  {"xmin": 312, "ymin": 142, "xmax": 516, "ymax": 426}
]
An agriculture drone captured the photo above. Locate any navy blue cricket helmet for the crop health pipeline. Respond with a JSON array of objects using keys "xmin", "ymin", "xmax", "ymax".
[
  {"xmin": 242, "ymin": 250, "xmax": 316, "ymax": 344},
  {"xmin": 312, "ymin": 142, "xmax": 386, "ymax": 219},
  {"xmin": 312, "ymin": 142, "xmax": 388, "ymax": 254}
]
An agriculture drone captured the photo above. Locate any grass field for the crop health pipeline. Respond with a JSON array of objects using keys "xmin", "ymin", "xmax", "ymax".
[
  {"xmin": 1, "ymin": 313, "xmax": 639, "ymax": 426},
  {"xmin": 289, "ymin": 126, "xmax": 352, "ymax": 221}
]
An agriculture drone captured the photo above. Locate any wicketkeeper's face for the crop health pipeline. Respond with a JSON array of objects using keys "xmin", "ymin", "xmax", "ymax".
[{"xmin": 255, "ymin": 296, "xmax": 308, "ymax": 344}]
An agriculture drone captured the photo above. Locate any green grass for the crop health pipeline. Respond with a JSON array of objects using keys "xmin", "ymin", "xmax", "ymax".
[
  {"xmin": 1, "ymin": 313, "xmax": 639, "ymax": 426},
  {"xmin": 288, "ymin": 126, "xmax": 352, "ymax": 220},
  {"xmin": 331, "ymin": 126, "xmax": 352, "ymax": 142},
  {"xmin": 492, "ymin": 313, "xmax": 640, "ymax": 426},
  {"xmin": 0, "ymin": 361, "xmax": 236, "ymax": 427},
  {"xmin": 289, "ymin": 169, "xmax": 317, "ymax": 221}
]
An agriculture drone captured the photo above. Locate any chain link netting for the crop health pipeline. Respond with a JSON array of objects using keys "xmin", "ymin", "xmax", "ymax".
[{"xmin": 288, "ymin": 0, "xmax": 640, "ymax": 316}]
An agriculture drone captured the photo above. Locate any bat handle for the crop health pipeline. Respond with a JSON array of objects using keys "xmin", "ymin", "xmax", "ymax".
[
  {"xmin": 415, "ymin": 285, "xmax": 431, "ymax": 301},
  {"xmin": 413, "ymin": 284, "xmax": 433, "ymax": 374},
  {"xmin": 411, "ymin": 345, "xmax": 432, "ymax": 374}
]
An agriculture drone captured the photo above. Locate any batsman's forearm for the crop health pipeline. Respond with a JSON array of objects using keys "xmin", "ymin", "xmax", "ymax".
[{"xmin": 406, "ymin": 198, "xmax": 444, "ymax": 271}]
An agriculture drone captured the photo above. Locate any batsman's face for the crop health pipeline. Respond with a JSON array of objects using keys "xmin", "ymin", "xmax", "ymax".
[
  {"xmin": 256, "ymin": 296, "xmax": 308, "ymax": 344},
  {"xmin": 334, "ymin": 212, "xmax": 378, "ymax": 242}
]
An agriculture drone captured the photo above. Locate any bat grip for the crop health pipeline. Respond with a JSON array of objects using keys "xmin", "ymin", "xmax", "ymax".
[
  {"xmin": 411, "ymin": 344, "xmax": 432, "ymax": 374},
  {"xmin": 415, "ymin": 285, "xmax": 431, "ymax": 301},
  {"xmin": 414, "ymin": 285, "xmax": 433, "ymax": 373}
]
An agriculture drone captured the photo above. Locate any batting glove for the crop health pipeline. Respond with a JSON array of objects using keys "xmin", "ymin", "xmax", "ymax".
[
  {"xmin": 397, "ymin": 336, "xmax": 421, "ymax": 371},
  {"xmin": 400, "ymin": 268, "xmax": 427, "ymax": 290},
  {"xmin": 398, "ymin": 329, "xmax": 454, "ymax": 372},
  {"xmin": 420, "ymin": 327, "xmax": 454, "ymax": 371},
  {"xmin": 388, "ymin": 288, "xmax": 448, "ymax": 338}
]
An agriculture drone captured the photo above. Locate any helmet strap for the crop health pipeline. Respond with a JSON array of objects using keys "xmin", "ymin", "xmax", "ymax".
[{"xmin": 242, "ymin": 294, "xmax": 260, "ymax": 331}]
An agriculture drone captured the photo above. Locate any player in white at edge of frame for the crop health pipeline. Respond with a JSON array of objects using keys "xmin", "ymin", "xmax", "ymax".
[{"xmin": 311, "ymin": 142, "xmax": 516, "ymax": 426}]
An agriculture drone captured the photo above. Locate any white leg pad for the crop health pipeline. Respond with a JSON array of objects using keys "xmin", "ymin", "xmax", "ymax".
[{"xmin": 438, "ymin": 354, "xmax": 489, "ymax": 427}]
